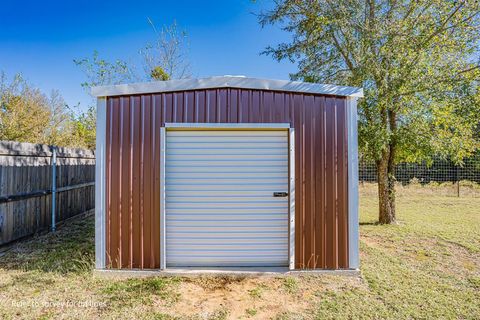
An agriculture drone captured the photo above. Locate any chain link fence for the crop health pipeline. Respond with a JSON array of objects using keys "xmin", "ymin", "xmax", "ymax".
[{"xmin": 359, "ymin": 153, "xmax": 480, "ymax": 197}]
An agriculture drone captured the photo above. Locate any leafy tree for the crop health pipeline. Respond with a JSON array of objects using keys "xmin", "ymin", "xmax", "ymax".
[
  {"xmin": 0, "ymin": 72, "xmax": 73, "ymax": 145},
  {"xmin": 260, "ymin": 0, "xmax": 480, "ymax": 223},
  {"xmin": 150, "ymin": 66, "xmax": 170, "ymax": 81},
  {"xmin": 0, "ymin": 72, "xmax": 96, "ymax": 148},
  {"xmin": 0, "ymin": 73, "xmax": 50, "ymax": 142},
  {"xmin": 73, "ymin": 50, "xmax": 138, "ymax": 89},
  {"xmin": 70, "ymin": 106, "xmax": 96, "ymax": 149}
]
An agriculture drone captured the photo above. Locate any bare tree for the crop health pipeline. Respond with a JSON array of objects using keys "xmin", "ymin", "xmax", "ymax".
[{"xmin": 141, "ymin": 19, "xmax": 191, "ymax": 80}]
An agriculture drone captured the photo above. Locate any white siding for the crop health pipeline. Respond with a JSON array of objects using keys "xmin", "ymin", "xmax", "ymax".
[{"xmin": 165, "ymin": 130, "xmax": 289, "ymax": 267}]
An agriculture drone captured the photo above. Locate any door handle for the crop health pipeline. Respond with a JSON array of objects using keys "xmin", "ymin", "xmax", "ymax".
[{"xmin": 273, "ymin": 192, "xmax": 288, "ymax": 197}]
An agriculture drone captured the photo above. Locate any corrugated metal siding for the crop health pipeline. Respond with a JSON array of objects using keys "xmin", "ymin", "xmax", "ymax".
[
  {"xmin": 165, "ymin": 130, "xmax": 289, "ymax": 267},
  {"xmin": 105, "ymin": 88, "xmax": 349, "ymax": 269}
]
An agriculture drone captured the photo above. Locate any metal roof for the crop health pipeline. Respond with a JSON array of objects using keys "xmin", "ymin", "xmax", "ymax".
[{"xmin": 91, "ymin": 76, "xmax": 363, "ymax": 98}]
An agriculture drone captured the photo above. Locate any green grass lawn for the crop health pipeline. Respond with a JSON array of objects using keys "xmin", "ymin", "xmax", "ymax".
[{"xmin": 0, "ymin": 184, "xmax": 478, "ymax": 319}]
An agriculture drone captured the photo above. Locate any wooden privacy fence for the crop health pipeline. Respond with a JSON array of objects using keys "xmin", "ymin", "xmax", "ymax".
[{"xmin": 0, "ymin": 141, "xmax": 95, "ymax": 246}]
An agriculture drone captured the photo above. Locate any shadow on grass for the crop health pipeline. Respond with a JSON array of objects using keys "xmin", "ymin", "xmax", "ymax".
[
  {"xmin": 360, "ymin": 222, "xmax": 380, "ymax": 226},
  {"xmin": 0, "ymin": 213, "xmax": 95, "ymax": 275}
]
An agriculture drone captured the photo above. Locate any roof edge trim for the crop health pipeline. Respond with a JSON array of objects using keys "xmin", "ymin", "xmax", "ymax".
[{"xmin": 91, "ymin": 76, "xmax": 363, "ymax": 98}]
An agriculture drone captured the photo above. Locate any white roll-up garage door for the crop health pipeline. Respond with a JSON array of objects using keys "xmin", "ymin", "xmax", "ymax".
[{"xmin": 165, "ymin": 129, "xmax": 289, "ymax": 267}]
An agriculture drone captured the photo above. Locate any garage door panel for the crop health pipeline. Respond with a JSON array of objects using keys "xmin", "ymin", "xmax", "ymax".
[
  {"xmin": 167, "ymin": 245, "xmax": 288, "ymax": 251},
  {"xmin": 168, "ymin": 226, "xmax": 288, "ymax": 232},
  {"xmin": 168, "ymin": 251, "xmax": 287, "ymax": 257},
  {"xmin": 167, "ymin": 244, "xmax": 288, "ymax": 250},
  {"xmin": 167, "ymin": 172, "xmax": 286, "ymax": 179},
  {"xmin": 167, "ymin": 259, "xmax": 288, "ymax": 267},
  {"xmin": 165, "ymin": 160, "xmax": 288, "ymax": 167},
  {"xmin": 167, "ymin": 136, "xmax": 286, "ymax": 143},
  {"xmin": 167, "ymin": 234, "xmax": 287, "ymax": 241},
  {"xmin": 166, "ymin": 142, "xmax": 287, "ymax": 149},
  {"xmin": 168, "ymin": 148, "xmax": 286, "ymax": 155},
  {"xmin": 166, "ymin": 129, "xmax": 289, "ymax": 267},
  {"xmin": 167, "ymin": 256, "xmax": 288, "ymax": 265},
  {"xmin": 166, "ymin": 177, "xmax": 288, "ymax": 184},
  {"xmin": 168, "ymin": 131, "xmax": 287, "ymax": 137},
  {"xmin": 166, "ymin": 201, "xmax": 287, "ymax": 208},
  {"xmin": 167, "ymin": 196, "xmax": 287, "ymax": 202},
  {"xmin": 167, "ymin": 237, "xmax": 287, "ymax": 244},
  {"xmin": 166, "ymin": 166, "xmax": 286, "ymax": 173},
  {"xmin": 167, "ymin": 154, "xmax": 288, "ymax": 161},
  {"xmin": 166, "ymin": 213, "xmax": 288, "ymax": 219},
  {"xmin": 166, "ymin": 184, "xmax": 286, "ymax": 192},
  {"xmin": 167, "ymin": 221, "xmax": 287, "ymax": 228},
  {"xmin": 167, "ymin": 190, "xmax": 286, "ymax": 197},
  {"xmin": 166, "ymin": 207, "xmax": 288, "ymax": 213},
  {"xmin": 168, "ymin": 252, "xmax": 287, "ymax": 258}
]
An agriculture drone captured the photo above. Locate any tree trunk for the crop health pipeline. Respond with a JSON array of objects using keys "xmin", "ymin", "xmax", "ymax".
[{"xmin": 377, "ymin": 154, "xmax": 396, "ymax": 224}]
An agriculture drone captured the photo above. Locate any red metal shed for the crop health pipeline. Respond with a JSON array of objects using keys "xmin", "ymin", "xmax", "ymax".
[{"xmin": 93, "ymin": 76, "xmax": 362, "ymax": 271}]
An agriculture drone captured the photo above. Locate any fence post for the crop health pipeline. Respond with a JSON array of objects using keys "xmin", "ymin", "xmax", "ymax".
[
  {"xmin": 51, "ymin": 146, "xmax": 57, "ymax": 232},
  {"xmin": 457, "ymin": 165, "xmax": 460, "ymax": 198}
]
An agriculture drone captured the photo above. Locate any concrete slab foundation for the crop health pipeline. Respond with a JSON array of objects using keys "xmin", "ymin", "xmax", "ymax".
[{"xmin": 94, "ymin": 268, "xmax": 361, "ymax": 279}]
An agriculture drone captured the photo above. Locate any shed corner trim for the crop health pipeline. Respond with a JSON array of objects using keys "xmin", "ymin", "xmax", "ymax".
[
  {"xmin": 95, "ymin": 97, "xmax": 107, "ymax": 269},
  {"xmin": 347, "ymin": 97, "xmax": 360, "ymax": 269}
]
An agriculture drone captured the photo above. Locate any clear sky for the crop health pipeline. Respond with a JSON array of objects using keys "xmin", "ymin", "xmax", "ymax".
[{"xmin": 0, "ymin": 0, "xmax": 296, "ymax": 111}]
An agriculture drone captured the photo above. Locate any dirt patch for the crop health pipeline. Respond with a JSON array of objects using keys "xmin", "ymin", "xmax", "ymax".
[
  {"xmin": 185, "ymin": 275, "xmax": 248, "ymax": 291},
  {"xmin": 148, "ymin": 275, "xmax": 362, "ymax": 319}
]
